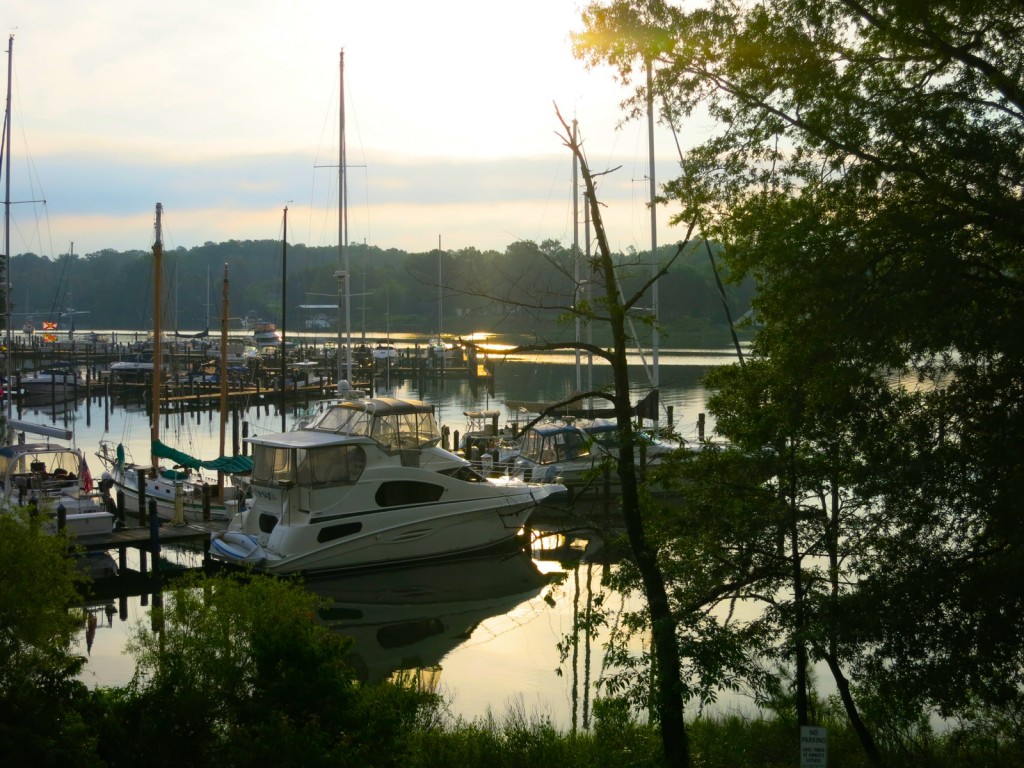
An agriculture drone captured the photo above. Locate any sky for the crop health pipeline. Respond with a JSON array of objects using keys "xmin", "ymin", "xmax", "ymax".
[{"xmin": 3, "ymin": 1, "xmax": 701, "ymax": 260}]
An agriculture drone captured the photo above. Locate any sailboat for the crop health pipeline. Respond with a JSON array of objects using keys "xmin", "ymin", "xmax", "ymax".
[
  {"xmin": 1, "ymin": 35, "xmax": 113, "ymax": 539},
  {"xmin": 97, "ymin": 204, "xmax": 250, "ymax": 521}
]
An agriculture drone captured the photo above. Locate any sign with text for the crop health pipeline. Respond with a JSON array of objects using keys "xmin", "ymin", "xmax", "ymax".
[{"xmin": 800, "ymin": 726, "xmax": 827, "ymax": 767}]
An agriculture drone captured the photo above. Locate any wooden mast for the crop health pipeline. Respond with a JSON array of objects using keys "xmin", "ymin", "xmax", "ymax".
[{"xmin": 150, "ymin": 202, "xmax": 163, "ymax": 474}]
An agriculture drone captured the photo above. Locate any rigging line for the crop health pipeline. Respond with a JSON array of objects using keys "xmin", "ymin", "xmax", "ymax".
[{"xmin": 666, "ymin": 116, "xmax": 745, "ymax": 366}]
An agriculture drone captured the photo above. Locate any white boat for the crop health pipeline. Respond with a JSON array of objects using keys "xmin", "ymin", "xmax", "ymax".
[
  {"xmin": 305, "ymin": 314, "xmax": 330, "ymax": 330},
  {"xmin": 18, "ymin": 367, "xmax": 84, "ymax": 398},
  {"xmin": 371, "ymin": 343, "xmax": 398, "ymax": 360},
  {"xmin": 512, "ymin": 417, "xmax": 686, "ymax": 487},
  {"xmin": 0, "ymin": 41, "xmax": 112, "ymax": 541},
  {"xmin": 512, "ymin": 420, "xmax": 598, "ymax": 485},
  {"xmin": 1, "ymin": 427, "xmax": 113, "ymax": 538},
  {"xmin": 210, "ymin": 396, "xmax": 566, "ymax": 574},
  {"xmin": 95, "ymin": 440, "xmax": 245, "ymax": 522},
  {"xmin": 252, "ymin": 322, "xmax": 282, "ymax": 347}
]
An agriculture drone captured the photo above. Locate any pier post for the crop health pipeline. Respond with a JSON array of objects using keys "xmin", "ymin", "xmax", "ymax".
[
  {"xmin": 202, "ymin": 483, "xmax": 211, "ymax": 522},
  {"xmin": 698, "ymin": 413, "xmax": 705, "ymax": 440},
  {"xmin": 148, "ymin": 499, "xmax": 160, "ymax": 560},
  {"xmin": 138, "ymin": 474, "xmax": 147, "ymax": 526}
]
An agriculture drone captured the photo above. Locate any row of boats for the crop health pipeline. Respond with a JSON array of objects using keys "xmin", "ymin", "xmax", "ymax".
[
  {"xmin": 2, "ymin": 389, "xmax": 690, "ymax": 577},
  {"xmin": 0, "ymin": 395, "xmax": 567, "ymax": 575}
]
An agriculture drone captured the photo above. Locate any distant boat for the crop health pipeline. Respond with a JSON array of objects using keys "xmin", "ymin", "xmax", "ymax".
[
  {"xmin": 305, "ymin": 314, "xmax": 330, "ymax": 330},
  {"xmin": 18, "ymin": 367, "xmax": 84, "ymax": 399},
  {"xmin": 252, "ymin": 322, "xmax": 283, "ymax": 347},
  {"xmin": 372, "ymin": 343, "xmax": 398, "ymax": 360},
  {"xmin": 21, "ymin": 321, "xmax": 34, "ymax": 335}
]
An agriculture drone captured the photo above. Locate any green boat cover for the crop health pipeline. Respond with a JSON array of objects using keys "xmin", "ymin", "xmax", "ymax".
[{"xmin": 151, "ymin": 439, "xmax": 253, "ymax": 474}]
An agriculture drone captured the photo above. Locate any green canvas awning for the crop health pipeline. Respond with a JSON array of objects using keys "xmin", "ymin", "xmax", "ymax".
[{"xmin": 151, "ymin": 439, "xmax": 253, "ymax": 474}]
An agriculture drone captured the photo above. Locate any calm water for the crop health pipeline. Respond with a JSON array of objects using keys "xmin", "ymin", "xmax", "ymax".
[{"xmin": 20, "ymin": 343, "xmax": 740, "ymax": 728}]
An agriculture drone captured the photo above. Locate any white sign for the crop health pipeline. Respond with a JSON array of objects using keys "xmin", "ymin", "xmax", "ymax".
[{"xmin": 800, "ymin": 726, "xmax": 828, "ymax": 767}]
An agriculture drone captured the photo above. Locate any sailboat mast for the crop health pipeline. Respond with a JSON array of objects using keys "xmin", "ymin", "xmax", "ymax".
[
  {"xmin": 646, "ymin": 60, "xmax": 660, "ymax": 410},
  {"xmin": 151, "ymin": 203, "xmax": 164, "ymax": 473},
  {"xmin": 3, "ymin": 35, "xmax": 13, "ymax": 425},
  {"xmin": 219, "ymin": 262, "xmax": 229, "ymax": 498},
  {"xmin": 339, "ymin": 48, "xmax": 353, "ymax": 383},
  {"xmin": 280, "ymin": 206, "xmax": 288, "ymax": 432},
  {"xmin": 572, "ymin": 119, "xmax": 581, "ymax": 393}
]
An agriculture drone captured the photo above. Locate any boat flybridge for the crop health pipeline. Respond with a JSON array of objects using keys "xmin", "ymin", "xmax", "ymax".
[{"xmin": 210, "ymin": 397, "xmax": 566, "ymax": 574}]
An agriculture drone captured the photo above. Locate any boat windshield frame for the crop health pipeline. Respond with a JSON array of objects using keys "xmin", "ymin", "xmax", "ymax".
[
  {"xmin": 518, "ymin": 424, "xmax": 591, "ymax": 465},
  {"xmin": 305, "ymin": 398, "xmax": 441, "ymax": 451}
]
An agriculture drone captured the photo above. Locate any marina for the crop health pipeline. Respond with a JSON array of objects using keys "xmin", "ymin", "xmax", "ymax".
[{"xmin": 17, "ymin": 345, "xmax": 736, "ymax": 728}]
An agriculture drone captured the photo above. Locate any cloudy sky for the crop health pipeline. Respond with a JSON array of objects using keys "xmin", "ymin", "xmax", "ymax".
[{"xmin": 4, "ymin": 1, "xmax": 698, "ymax": 259}]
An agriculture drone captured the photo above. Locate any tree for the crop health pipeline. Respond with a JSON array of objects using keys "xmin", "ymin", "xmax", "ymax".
[
  {"xmin": 445, "ymin": 107, "xmax": 697, "ymax": 766},
  {"xmin": 575, "ymin": 0, "xmax": 1024, "ymax": 757},
  {"xmin": 0, "ymin": 511, "xmax": 102, "ymax": 766}
]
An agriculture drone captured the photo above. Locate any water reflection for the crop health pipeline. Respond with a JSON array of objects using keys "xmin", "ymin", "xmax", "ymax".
[{"xmin": 305, "ymin": 548, "xmax": 551, "ymax": 687}]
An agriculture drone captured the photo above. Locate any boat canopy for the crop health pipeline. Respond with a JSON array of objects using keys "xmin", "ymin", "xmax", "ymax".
[
  {"xmin": 305, "ymin": 397, "xmax": 441, "ymax": 450},
  {"xmin": 151, "ymin": 439, "xmax": 253, "ymax": 474},
  {"xmin": 518, "ymin": 423, "xmax": 591, "ymax": 465}
]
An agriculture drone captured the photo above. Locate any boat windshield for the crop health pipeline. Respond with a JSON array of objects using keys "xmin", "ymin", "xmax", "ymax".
[
  {"xmin": 520, "ymin": 428, "xmax": 590, "ymax": 465},
  {"xmin": 0, "ymin": 448, "xmax": 81, "ymax": 479},
  {"xmin": 251, "ymin": 444, "xmax": 367, "ymax": 487},
  {"xmin": 307, "ymin": 403, "xmax": 441, "ymax": 450}
]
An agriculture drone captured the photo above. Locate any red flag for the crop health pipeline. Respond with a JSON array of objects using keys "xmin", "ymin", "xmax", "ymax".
[
  {"xmin": 81, "ymin": 457, "xmax": 93, "ymax": 493},
  {"xmin": 42, "ymin": 321, "xmax": 58, "ymax": 330},
  {"xmin": 42, "ymin": 334, "xmax": 58, "ymax": 343}
]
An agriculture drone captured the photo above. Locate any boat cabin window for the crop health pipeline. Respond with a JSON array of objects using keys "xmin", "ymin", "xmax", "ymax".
[
  {"xmin": 253, "ymin": 444, "xmax": 368, "ymax": 487},
  {"xmin": 296, "ymin": 445, "xmax": 367, "ymax": 486},
  {"xmin": 252, "ymin": 446, "xmax": 295, "ymax": 486}
]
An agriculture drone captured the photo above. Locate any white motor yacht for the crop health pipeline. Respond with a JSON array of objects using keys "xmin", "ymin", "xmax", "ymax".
[{"xmin": 210, "ymin": 397, "xmax": 565, "ymax": 574}]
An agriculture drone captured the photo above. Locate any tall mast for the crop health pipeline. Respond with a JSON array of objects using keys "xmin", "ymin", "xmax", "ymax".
[
  {"xmin": 218, "ymin": 262, "xmax": 229, "ymax": 498},
  {"xmin": 339, "ymin": 48, "xmax": 353, "ymax": 384},
  {"xmin": 572, "ymin": 119, "xmax": 581, "ymax": 393},
  {"xmin": 3, "ymin": 35, "xmax": 13, "ymax": 425},
  {"xmin": 151, "ymin": 203, "xmax": 163, "ymax": 473},
  {"xmin": 280, "ymin": 206, "xmax": 288, "ymax": 432},
  {"xmin": 647, "ymin": 60, "xmax": 660, "ymax": 423}
]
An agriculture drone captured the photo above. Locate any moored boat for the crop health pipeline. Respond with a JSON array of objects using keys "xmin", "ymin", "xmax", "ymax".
[
  {"xmin": 210, "ymin": 396, "xmax": 566, "ymax": 574},
  {"xmin": 1, "ymin": 422, "xmax": 113, "ymax": 538},
  {"xmin": 18, "ymin": 367, "xmax": 84, "ymax": 399}
]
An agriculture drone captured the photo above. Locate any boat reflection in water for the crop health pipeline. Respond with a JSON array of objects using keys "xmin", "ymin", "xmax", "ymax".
[{"xmin": 305, "ymin": 546, "xmax": 551, "ymax": 686}]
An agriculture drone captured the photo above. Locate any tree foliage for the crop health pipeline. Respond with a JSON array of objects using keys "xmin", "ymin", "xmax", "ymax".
[
  {"xmin": 0, "ymin": 511, "xmax": 101, "ymax": 766},
  {"xmin": 8, "ymin": 236, "xmax": 751, "ymax": 343},
  {"xmin": 574, "ymin": 0, "xmax": 1024, "ymax": 758}
]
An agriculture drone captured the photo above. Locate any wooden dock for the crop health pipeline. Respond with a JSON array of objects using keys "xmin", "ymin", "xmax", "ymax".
[{"xmin": 73, "ymin": 519, "xmax": 227, "ymax": 600}]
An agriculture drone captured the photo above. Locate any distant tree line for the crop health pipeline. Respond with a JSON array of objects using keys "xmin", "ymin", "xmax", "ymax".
[{"xmin": 6, "ymin": 238, "xmax": 753, "ymax": 344}]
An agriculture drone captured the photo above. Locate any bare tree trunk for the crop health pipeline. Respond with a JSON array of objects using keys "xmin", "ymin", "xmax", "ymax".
[{"xmin": 563, "ymin": 107, "xmax": 689, "ymax": 767}]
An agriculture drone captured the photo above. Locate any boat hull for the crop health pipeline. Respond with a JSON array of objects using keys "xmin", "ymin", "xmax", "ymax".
[
  {"xmin": 211, "ymin": 485, "xmax": 559, "ymax": 575},
  {"xmin": 100, "ymin": 462, "xmax": 239, "ymax": 523}
]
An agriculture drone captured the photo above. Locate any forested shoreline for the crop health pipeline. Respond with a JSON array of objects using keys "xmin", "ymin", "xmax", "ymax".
[{"xmin": 7, "ymin": 238, "xmax": 753, "ymax": 344}]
